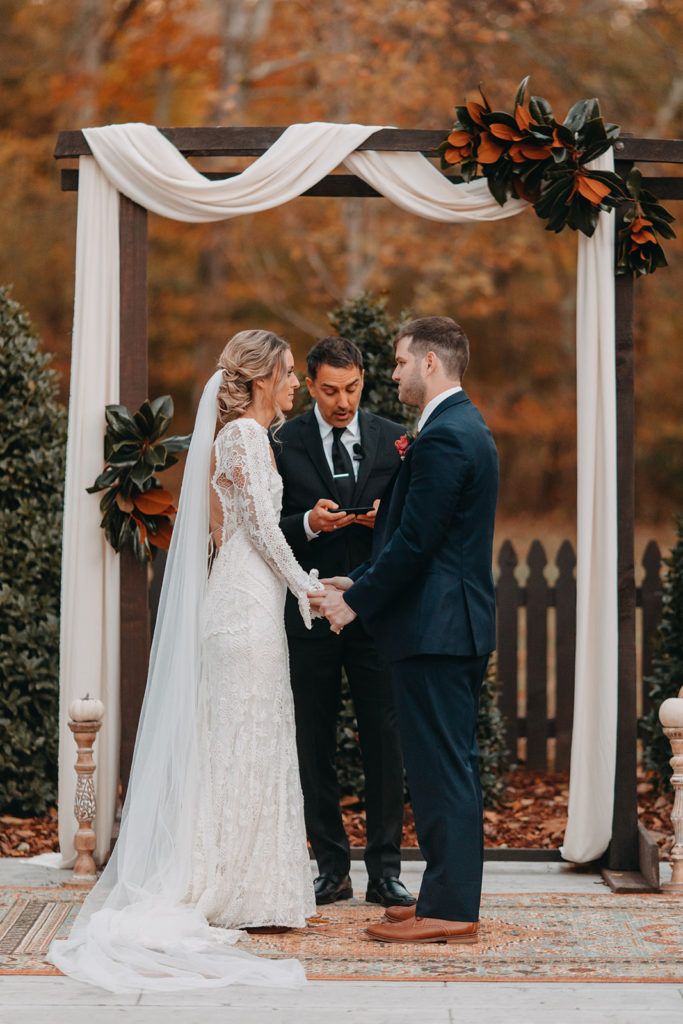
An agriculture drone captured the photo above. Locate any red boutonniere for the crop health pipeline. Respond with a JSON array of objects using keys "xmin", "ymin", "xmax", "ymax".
[{"xmin": 394, "ymin": 432, "xmax": 415, "ymax": 460}]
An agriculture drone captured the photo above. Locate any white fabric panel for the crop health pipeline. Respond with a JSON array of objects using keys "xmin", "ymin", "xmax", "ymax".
[
  {"xmin": 83, "ymin": 122, "xmax": 380, "ymax": 221},
  {"xmin": 57, "ymin": 157, "xmax": 120, "ymax": 865},
  {"xmin": 347, "ymin": 150, "xmax": 527, "ymax": 221},
  {"xmin": 561, "ymin": 152, "xmax": 618, "ymax": 863},
  {"xmin": 55, "ymin": 122, "xmax": 617, "ymax": 869}
]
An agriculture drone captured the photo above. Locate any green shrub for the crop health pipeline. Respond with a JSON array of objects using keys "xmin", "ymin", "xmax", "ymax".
[
  {"xmin": 0, "ymin": 287, "xmax": 66, "ymax": 814},
  {"xmin": 641, "ymin": 516, "xmax": 683, "ymax": 790},
  {"xmin": 330, "ymin": 293, "xmax": 511, "ymax": 808},
  {"xmin": 328, "ymin": 292, "xmax": 407, "ymax": 425}
]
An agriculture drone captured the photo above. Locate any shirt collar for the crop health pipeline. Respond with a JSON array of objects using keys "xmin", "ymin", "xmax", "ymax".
[
  {"xmin": 314, "ymin": 403, "xmax": 360, "ymax": 439},
  {"xmin": 417, "ymin": 386, "xmax": 463, "ymax": 432}
]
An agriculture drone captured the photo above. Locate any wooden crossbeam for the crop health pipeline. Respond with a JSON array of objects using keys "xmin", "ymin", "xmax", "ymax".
[
  {"xmin": 59, "ymin": 167, "xmax": 683, "ymax": 199},
  {"xmin": 54, "ymin": 127, "xmax": 683, "ymax": 163}
]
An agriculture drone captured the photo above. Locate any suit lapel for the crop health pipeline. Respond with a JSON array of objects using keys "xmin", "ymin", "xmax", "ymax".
[
  {"xmin": 302, "ymin": 409, "xmax": 341, "ymax": 502},
  {"xmin": 352, "ymin": 410, "xmax": 380, "ymax": 503}
]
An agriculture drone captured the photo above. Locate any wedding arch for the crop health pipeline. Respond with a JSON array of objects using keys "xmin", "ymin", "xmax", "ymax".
[{"xmin": 54, "ymin": 122, "xmax": 683, "ymax": 891}]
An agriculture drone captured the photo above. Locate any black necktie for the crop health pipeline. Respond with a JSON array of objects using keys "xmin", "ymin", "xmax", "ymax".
[{"xmin": 331, "ymin": 427, "xmax": 355, "ymax": 507}]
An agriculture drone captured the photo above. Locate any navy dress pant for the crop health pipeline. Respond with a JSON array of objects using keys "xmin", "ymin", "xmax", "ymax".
[{"xmin": 391, "ymin": 653, "xmax": 489, "ymax": 922}]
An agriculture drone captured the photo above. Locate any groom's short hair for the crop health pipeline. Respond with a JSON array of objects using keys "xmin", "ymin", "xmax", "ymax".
[
  {"xmin": 396, "ymin": 317, "xmax": 469, "ymax": 381},
  {"xmin": 307, "ymin": 336, "xmax": 364, "ymax": 379}
]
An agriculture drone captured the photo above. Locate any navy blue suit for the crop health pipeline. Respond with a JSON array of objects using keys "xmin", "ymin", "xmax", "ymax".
[{"xmin": 344, "ymin": 390, "xmax": 498, "ymax": 922}]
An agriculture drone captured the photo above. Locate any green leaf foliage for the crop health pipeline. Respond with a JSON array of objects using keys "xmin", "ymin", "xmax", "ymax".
[
  {"xmin": 641, "ymin": 517, "xmax": 683, "ymax": 790},
  {"xmin": 439, "ymin": 76, "xmax": 674, "ymax": 274},
  {"xmin": 328, "ymin": 293, "xmax": 408, "ymax": 424},
  {"xmin": 0, "ymin": 285, "xmax": 66, "ymax": 814},
  {"xmin": 90, "ymin": 394, "xmax": 191, "ymax": 564}
]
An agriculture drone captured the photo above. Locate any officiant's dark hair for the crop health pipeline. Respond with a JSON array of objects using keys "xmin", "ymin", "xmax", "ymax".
[
  {"xmin": 306, "ymin": 336, "xmax": 364, "ymax": 379},
  {"xmin": 396, "ymin": 317, "xmax": 469, "ymax": 381}
]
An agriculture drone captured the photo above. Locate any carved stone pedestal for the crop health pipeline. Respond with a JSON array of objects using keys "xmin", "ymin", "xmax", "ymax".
[
  {"xmin": 659, "ymin": 688, "xmax": 683, "ymax": 893},
  {"xmin": 68, "ymin": 718, "xmax": 102, "ymax": 885}
]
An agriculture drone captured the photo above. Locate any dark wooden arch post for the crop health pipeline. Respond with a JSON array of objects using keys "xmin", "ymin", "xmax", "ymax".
[
  {"xmin": 603, "ymin": 160, "xmax": 646, "ymax": 886},
  {"xmin": 118, "ymin": 195, "xmax": 149, "ymax": 797}
]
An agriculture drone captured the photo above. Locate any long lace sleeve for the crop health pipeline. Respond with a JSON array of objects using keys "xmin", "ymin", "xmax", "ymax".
[{"xmin": 215, "ymin": 418, "xmax": 322, "ymax": 627}]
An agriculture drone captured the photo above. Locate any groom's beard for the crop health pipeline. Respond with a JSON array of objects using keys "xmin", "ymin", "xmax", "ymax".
[{"xmin": 398, "ymin": 370, "xmax": 426, "ymax": 409}]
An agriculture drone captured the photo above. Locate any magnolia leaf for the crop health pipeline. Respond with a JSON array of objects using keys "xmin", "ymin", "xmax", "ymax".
[
  {"xmin": 104, "ymin": 406, "xmax": 142, "ymax": 441},
  {"xmin": 482, "ymin": 110, "xmax": 519, "ymax": 132},
  {"xmin": 133, "ymin": 400, "xmax": 156, "ymax": 436},
  {"xmin": 513, "ymin": 75, "xmax": 530, "ymax": 111},
  {"xmin": 626, "ymin": 166, "xmax": 644, "ymax": 200},
  {"xmin": 529, "ymin": 95, "xmax": 553, "ymax": 125},
  {"xmin": 129, "ymin": 461, "xmax": 155, "ymax": 489},
  {"xmin": 133, "ymin": 487, "xmax": 175, "ymax": 515},
  {"xmin": 115, "ymin": 492, "xmax": 135, "ymax": 513},
  {"xmin": 99, "ymin": 487, "xmax": 119, "ymax": 514},
  {"xmin": 85, "ymin": 464, "xmax": 120, "ymax": 493},
  {"xmin": 162, "ymin": 433, "xmax": 192, "ymax": 454},
  {"xmin": 149, "ymin": 395, "xmax": 174, "ymax": 440},
  {"xmin": 142, "ymin": 443, "xmax": 168, "ymax": 468},
  {"xmin": 149, "ymin": 518, "xmax": 174, "ymax": 550}
]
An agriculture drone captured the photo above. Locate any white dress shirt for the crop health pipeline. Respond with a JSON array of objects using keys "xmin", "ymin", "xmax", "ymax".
[
  {"xmin": 303, "ymin": 405, "xmax": 361, "ymax": 540},
  {"xmin": 417, "ymin": 386, "xmax": 463, "ymax": 433}
]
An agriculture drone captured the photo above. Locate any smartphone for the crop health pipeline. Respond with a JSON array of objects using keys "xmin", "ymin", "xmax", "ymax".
[{"xmin": 337, "ymin": 505, "xmax": 374, "ymax": 515}]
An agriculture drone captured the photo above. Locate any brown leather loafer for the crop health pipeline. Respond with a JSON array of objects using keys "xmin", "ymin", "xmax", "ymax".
[
  {"xmin": 365, "ymin": 916, "xmax": 479, "ymax": 944},
  {"xmin": 384, "ymin": 904, "xmax": 416, "ymax": 923}
]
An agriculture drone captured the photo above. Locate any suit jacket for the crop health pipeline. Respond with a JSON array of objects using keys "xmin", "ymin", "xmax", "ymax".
[
  {"xmin": 344, "ymin": 391, "xmax": 499, "ymax": 662},
  {"xmin": 274, "ymin": 407, "xmax": 404, "ymax": 637}
]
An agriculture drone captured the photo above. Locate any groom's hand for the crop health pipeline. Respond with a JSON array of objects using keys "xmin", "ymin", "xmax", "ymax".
[
  {"xmin": 321, "ymin": 576, "xmax": 353, "ymax": 591},
  {"xmin": 308, "ymin": 587, "xmax": 357, "ymax": 634},
  {"xmin": 309, "ymin": 498, "xmax": 356, "ymax": 533}
]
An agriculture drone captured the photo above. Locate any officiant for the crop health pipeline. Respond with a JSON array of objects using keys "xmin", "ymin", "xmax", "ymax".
[{"xmin": 274, "ymin": 336, "xmax": 415, "ymax": 909}]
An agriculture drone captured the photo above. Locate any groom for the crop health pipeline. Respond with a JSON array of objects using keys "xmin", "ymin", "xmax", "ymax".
[{"xmin": 310, "ymin": 316, "xmax": 498, "ymax": 945}]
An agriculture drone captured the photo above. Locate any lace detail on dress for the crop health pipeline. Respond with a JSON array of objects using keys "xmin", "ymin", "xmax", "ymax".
[
  {"xmin": 189, "ymin": 415, "xmax": 319, "ymax": 929},
  {"xmin": 210, "ymin": 417, "xmax": 320, "ymax": 627}
]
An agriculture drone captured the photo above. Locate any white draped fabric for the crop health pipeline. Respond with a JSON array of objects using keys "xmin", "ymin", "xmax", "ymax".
[
  {"xmin": 561, "ymin": 150, "xmax": 618, "ymax": 862},
  {"xmin": 56, "ymin": 122, "xmax": 616, "ymax": 869}
]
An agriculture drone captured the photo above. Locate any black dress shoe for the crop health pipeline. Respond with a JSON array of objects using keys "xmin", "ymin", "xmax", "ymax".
[
  {"xmin": 366, "ymin": 876, "xmax": 417, "ymax": 907},
  {"xmin": 314, "ymin": 873, "xmax": 353, "ymax": 905}
]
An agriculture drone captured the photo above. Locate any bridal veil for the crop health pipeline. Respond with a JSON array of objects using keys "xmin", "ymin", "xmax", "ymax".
[{"xmin": 49, "ymin": 371, "xmax": 306, "ymax": 992}]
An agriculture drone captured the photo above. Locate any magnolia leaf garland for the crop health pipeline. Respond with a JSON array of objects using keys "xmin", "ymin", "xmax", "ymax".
[
  {"xmin": 87, "ymin": 394, "xmax": 191, "ymax": 564},
  {"xmin": 440, "ymin": 76, "xmax": 675, "ymax": 275}
]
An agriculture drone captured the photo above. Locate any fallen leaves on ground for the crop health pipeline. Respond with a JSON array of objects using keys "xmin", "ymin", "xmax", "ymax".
[
  {"xmin": 342, "ymin": 768, "xmax": 674, "ymax": 859},
  {"xmin": 0, "ymin": 806, "xmax": 58, "ymax": 857}
]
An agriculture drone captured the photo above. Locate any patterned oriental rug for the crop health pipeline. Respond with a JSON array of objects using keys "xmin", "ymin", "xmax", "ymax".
[{"xmin": 1, "ymin": 886, "xmax": 682, "ymax": 983}]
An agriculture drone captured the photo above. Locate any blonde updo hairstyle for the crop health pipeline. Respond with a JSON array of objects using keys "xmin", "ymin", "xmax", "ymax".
[{"xmin": 216, "ymin": 330, "xmax": 291, "ymax": 431}]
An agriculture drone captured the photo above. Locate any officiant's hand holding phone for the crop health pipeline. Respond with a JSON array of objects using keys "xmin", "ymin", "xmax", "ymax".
[{"xmin": 308, "ymin": 497, "xmax": 356, "ymax": 532}]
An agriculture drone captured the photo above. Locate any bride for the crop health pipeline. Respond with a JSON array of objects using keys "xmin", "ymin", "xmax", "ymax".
[{"xmin": 50, "ymin": 330, "xmax": 324, "ymax": 992}]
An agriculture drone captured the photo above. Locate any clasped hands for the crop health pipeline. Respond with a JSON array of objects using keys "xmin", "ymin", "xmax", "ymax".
[{"xmin": 308, "ymin": 576, "xmax": 356, "ymax": 635}]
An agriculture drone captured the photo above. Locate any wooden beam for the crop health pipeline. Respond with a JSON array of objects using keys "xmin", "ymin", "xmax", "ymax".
[
  {"xmin": 60, "ymin": 167, "xmax": 683, "ymax": 202},
  {"xmin": 55, "ymin": 127, "xmax": 683, "ymax": 163},
  {"xmin": 607, "ymin": 160, "xmax": 640, "ymax": 872},
  {"xmin": 118, "ymin": 195, "xmax": 150, "ymax": 799}
]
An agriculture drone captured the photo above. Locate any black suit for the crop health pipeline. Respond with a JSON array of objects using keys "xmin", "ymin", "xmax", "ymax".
[
  {"xmin": 274, "ymin": 407, "xmax": 406, "ymax": 879},
  {"xmin": 345, "ymin": 391, "xmax": 498, "ymax": 922}
]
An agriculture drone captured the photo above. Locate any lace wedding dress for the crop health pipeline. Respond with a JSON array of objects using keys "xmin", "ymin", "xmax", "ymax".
[
  {"xmin": 189, "ymin": 416, "xmax": 317, "ymax": 928},
  {"xmin": 49, "ymin": 376, "xmax": 321, "ymax": 992}
]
